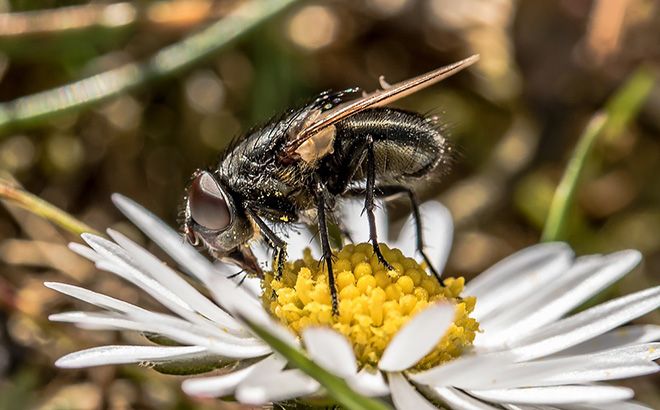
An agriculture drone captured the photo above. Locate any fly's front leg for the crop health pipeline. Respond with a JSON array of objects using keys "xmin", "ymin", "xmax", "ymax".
[
  {"xmin": 246, "ymin": 209, "xmax": 287, "ymax": 280},
  {"xmin": 365, "ymin": 135, "xmax": 394, "ymax": 271},
  {"xmin": 312, "ymin": 176, "xmax": 339, "ymax": 315}
]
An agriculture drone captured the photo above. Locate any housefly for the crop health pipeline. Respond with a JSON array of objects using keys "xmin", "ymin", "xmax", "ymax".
[{"xmin": 183, "ymin": 55, "xmax": 479, "ymax": 313}]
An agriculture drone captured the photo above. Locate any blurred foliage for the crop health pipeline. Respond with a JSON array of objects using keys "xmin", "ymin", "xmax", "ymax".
[{"xmin": 0, "ymin": 0, "xmax": 659, "ymax": 408}]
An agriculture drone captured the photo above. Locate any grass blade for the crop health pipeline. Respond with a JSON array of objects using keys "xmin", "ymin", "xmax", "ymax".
[
  {"xmin": 542, "ymin": 67, "xmax": 655, "ymax": 242},
  {"xmin": 0, "ymin": 0, "xmax": 298, "ymax": 134},
  {"xmin": 0, "ymin": 180, "xmax": 99, "ymax": 236}
]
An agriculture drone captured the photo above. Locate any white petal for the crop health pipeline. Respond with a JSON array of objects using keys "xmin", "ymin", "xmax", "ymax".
[
  {"xmin": 465, "ymin": 242, "xmax": 572, "ymax": 296},
  {"xmin": 468, "ymin": 385, "xmax": 634, "ymax": 405},
  {"xmin": 182, "ymin": 364, "xmax": 255, "ymax": 398},
  {"xmin": 560, "ymin": 401, "xmax": 654, "ymax": 410},
  {"xmin": 351, "ymin": 368, "xmax": 390, "ymax": 397},
  {"xmin": 244, "ymin": 220, "xmax": 320, "ymax": 264},
  {"xmin": 249, "ymin": 241, "xmax": 271, "ymax": 268},
  {"xmin": 467, "ymin": 243, "xmax": 574, "ymax": 321},
  {"xmin": 45, "ymin": 283, "xmax": 246, "ymax": 342},
  {"xmin": 417, "ymin": 344, "xmax": 660, "ymax": 390},
  {"xmin": 394, "ymin": 201, "xmax": 454, "ymax": 273},
  {"xmin": 477, "ymin": 255, "xmax": 602, "ymax": 339},
  {"xmin": 45, "ymin": 282, "xmax": 150, "ymax": 315},
  {"xmin": 408, "ymin": 352, "xmax": 517, "ymax": 387},
  {"xmin": 68, "ymin": 242, "xmax": 102, "ymax": 263},
  {"xmin": 302, "ymin": 327, "xmax": 357, "ymax": 377},
  {"xmin": 481, "ymin": 251, "xmax": 641, "ymax": 346},
  {"xmin": 236, "ymin": 369, "xmax": 320, "ymax": 405},
  {"xmin": 567, "ymin": 342, "xmax": 660, "ymax": 362},
  {"xmin": 93, "ymin": 259, "xmax": 229, "ymax": 337},
  {"xmin": 206, "ymin": 263, "xmax": 263, "ymax": 309},
  {"xmin": 83, "ymin": 233, "xmax": 197, "ymax": 316},
  {"xmin": 55, "ymin": 345, "xmax": 207, "ymax": 368},
  {"xmin": 80, "ymin": 233, "xmax": 136, "ymax": 270},
  {"xmin": 379, "ymin": 302, "xmax": 455, "ymax": 371},
  {"xmin": 285, "ymin": 225, "xmax": 321, "ymax": 260},
  {"xmin": 388, "ymin": 372, "xmax": 436, "ymax": 410},
  {"xmin": 112, "ymin": 194, "xmax": 217, "ymax": 286},
  {"xmin": 427, "ymin": 387, "xmax": 502, "ymax": 410},
  {"xmin": 234, "ymin": 276, "xmax": 263, "ymax": 299},
  {"xmin": 509, "ymin": 286, "xmax": 660, "ymax": 361},
  {"xmin": 50, "ymin": 311, "xmax": 270, "ymax": 358},
  {"xmin": 555, "ymin": 325, "xmax": 660, "ymax": 357},
  {"xmin": 340, "ymin": 198, "xmax": 388, "ymax": 244},
  {"xmin": 213, "ymin": 260, "xmax": 262, "ymax": 298},
  {"xmin": 502, "ymin": 406, "xmax": 560, "ymax": 410},
  {"xmin": 182, "ymin": 355, "xmax": 284, "ymax": 398},
  {"xmin": 534, "ymin": 359, "xmax": 659, "ymax": 386},
  {"xmin": 210, "ymin": 276, "xmax": 299, "ymax": 348},
  {"xmin": 107, "ymin": 229, "xmax": 242, "ymax": 332}
]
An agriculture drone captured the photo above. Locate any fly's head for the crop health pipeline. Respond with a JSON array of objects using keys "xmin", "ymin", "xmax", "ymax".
[{"xmin": 183, "ymin": 170, "xmax": 262, "ymax": 277}]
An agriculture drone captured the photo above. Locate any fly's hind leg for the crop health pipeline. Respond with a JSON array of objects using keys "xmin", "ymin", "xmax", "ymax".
[
  {"xmin": 312, "ymin": 176, "xmax": 339, "ymax": 315},
  {"xmin": 375, "ymin": 186, "xmax": 443, "ymax": 285},
  {"xmin": 364, "ymin": 135, "xmax": 395, "ymax": 272},
  {"xmin": 344, "ymin": 184, "xmax": 444, "ymax": 285}
]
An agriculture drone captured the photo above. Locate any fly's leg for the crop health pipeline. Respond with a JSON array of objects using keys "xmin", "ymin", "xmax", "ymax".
[
  {"xmin": 364, "ymin": 135, "xmax": 395, "ymax": 271},
  {"xmin": 246, "ymin": 209, "xmax": 287, "ymax": 280},
  {"xmin": 376, "ymin": 186, "xmax": 443, "ymax": 285},
  {"xmin": 344, "ymin": 184, "xmax": 443, "ymax": 285},
  {"xmin": 312, "ymin": 176, "xmax": 339, "ymax": 315}
]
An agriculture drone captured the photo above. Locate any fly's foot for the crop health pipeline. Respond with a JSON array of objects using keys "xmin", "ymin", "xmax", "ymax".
[
  {"xmin": 319, "ymin": 254, "xmax": 339, "ymax": 316},
  {"xmin": 371, "ymin": 241, "xmax": 394, "ymax": 271},
  {"xmin": 274, "ymin": 247, "xmax": 287, "ymax": 280},
  {"xmin": 420, "ymin": 250, "xmax": 445, "ymax": 287},
  {"xmin": 330, "ymin": 287, "xmax": 339, "ymax": 316}
]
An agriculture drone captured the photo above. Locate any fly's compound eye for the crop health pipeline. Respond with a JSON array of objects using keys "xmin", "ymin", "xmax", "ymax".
[{"xmin": 188, "ymin": 171, "xmax": 232, "ymax": 231}]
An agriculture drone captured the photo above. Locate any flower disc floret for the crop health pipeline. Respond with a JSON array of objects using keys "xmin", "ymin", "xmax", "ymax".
[{"xmin": 262, "ymin": 242, "xmax": 479, "ymax": 369}]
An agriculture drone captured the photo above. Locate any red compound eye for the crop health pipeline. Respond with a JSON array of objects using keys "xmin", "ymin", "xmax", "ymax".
[{"xmin": 188, "ymin": 171, "xmax": 231, "ymax": 231}]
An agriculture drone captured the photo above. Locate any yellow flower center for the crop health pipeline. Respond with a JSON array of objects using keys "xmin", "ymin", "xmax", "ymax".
[{"xmin": 262, "ymin": 243, "xmax": 479, "ymax": 370}]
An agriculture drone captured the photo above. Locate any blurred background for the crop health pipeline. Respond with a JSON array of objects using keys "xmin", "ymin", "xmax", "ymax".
[{"xmin": 0, "ymin": 0, "xmax": 658, "ymax": 408}]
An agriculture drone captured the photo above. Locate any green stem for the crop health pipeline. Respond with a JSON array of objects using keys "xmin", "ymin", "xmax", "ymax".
[
  {"xmin": 541, "ymin": 67, "xmax": 655, "ymax": 242},
  {"xmin": 0, "ymin": 180, "xmax": 99, "ymax": 236},
  {"xmin": 541, "ymin": 113, "xmax": 607, "ymax": 242},
  {"xmin": 243, "ymin": 317, "xmax": 392, "ymax": 410},
  {"xmin": 0, "ymin": 0, "xmax": 298, "ymax": 135}
]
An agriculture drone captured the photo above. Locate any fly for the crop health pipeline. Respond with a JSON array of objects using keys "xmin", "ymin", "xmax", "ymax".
[{"xmin": 183, "ymin": 55, "xmax": 479, "ymax": 313}]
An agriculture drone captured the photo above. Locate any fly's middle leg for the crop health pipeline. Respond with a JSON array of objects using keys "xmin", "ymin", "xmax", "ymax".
[{"xmin": 364, "ymin": 135, "xmax": 395, "ymax": 272}]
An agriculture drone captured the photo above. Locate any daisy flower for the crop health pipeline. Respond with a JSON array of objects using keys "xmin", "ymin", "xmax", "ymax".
[{"xmin": 48, "ymin": 194, "xmax": 660, "ymax": 409}]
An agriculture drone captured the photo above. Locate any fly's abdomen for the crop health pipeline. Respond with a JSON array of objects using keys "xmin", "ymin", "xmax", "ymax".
[{"xmin": 334, "ymin": 108, "xmax": 450, "ymax": 182}]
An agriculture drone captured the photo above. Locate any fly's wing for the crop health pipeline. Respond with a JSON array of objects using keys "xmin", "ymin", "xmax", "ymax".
[{"xmin": 281, "ymin": 54, "xmax": 479, "ymax": 161}]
